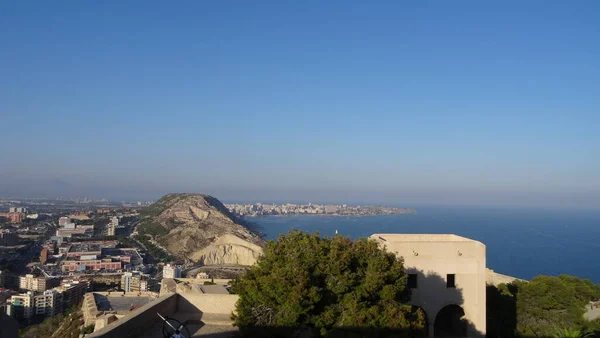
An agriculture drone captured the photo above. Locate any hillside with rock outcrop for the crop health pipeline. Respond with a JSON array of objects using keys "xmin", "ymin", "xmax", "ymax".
[{"xmin": 137, "ymin": 193, "xmax": 265, "ymax": 266}]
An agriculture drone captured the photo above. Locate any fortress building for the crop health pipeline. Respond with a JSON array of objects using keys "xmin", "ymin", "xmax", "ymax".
[
  {"xmin": 85, "ymin": 233, "xmax": 492, "ymax": 338},
  {"xmin": 371, "ymin": 234, "xmax": 486, "ymax": 338}
]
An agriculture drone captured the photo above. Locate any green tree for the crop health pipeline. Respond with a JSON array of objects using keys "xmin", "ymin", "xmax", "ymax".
[
  {"xmin": 554, "ymin": 328, "xmax": 591, "ymax": 338},
  {"xmin": 514, "ymin": 275, "xmax": 600, "ymax": 337},
  {"xmin": 231, "ymin": 231, "xmax": 425, "ymax": 337}
]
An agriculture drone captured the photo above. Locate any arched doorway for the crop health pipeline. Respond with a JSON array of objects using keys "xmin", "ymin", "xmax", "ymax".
[{"xmin": 434, "ymin": 304, "xmax": 467, "ymax": 337}]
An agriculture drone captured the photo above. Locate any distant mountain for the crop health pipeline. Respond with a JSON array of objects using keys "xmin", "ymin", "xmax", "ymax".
[{"xmin": 138, "ymin": 193, "xmax": 265, "ymax": 266}]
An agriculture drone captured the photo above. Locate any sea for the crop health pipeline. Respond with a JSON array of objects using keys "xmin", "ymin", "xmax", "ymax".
[{"xmin": 250, "ymin": 205, "xmax": 600, "ymax": 283}]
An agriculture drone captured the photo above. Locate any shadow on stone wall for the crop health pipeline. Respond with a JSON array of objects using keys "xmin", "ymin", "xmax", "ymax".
[{"xmin": 409, "ymin": 270, "xmax": 482, "ymax": 338}]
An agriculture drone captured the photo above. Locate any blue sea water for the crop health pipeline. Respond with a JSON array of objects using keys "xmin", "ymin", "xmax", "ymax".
[{"xmin": 250, "ymin": 206, "xmax": 600, "ymax": 282}]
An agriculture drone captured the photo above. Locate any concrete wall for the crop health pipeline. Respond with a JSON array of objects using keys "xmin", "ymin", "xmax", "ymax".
[
  {"xmin": 371, "ymin": 234, "xmax": 486, "ymax": 338},
  {"xmin": 86, "ymin": 293, "xmax": 177, "ymax": 338},
  {"xmin": 486, "ymin": 268, "xmax": 524, "ymax": 286},
  {"xmin": 81, "ymin": 291, "xmax": 160, "ymax": 326},
  {"xmin": 177, "ymin": 293, "xmax": 238, "ymax": 324}
]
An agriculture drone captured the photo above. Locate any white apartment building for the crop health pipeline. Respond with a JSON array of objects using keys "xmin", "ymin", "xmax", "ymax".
[
  {"xmin": 163, "ymin": 264, "xmax": 181, "ymax": 279},
  {"xmin": 121, "ymin": 272, "xmax": 136, "ymax": 292},
  {"xmin": 9, "ymin": 207, "xmax": 26, "ymax": 213},
  {"xmin": 19, "ymin": 274, "xmax": 51, "ymax": 292},
  {"xmin": 33, "ymin": 290, "xmax": 63, "ymax": 317},
  {"xmin": 107, "ymin": 223, "xmax": 115, "ymax": 236},
  {"xmin": 371, "ymin": 234, "xmax": 486, "ymax": 338},
  {"xmin": 7, "ymin": 292, "xmax": 33, "ymax": 319},
  {"xmin": 9, "ymin": 290, "xmax": 63, "ymax": 320}
]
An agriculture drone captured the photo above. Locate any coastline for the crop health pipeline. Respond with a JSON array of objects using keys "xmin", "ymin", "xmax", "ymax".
[{"xmin": 242, "ymin": 211, "xmax": 417, "ymax": 218}]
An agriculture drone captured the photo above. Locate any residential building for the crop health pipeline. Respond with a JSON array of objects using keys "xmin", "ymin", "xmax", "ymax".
[
  {"xmin": 19, "ymin": 274, "xmax": 57, "ymax": 292},
  {"xmin": 107, "ymin": 223, "xmax": 115, "ymax": 236},
  {"xmin": 162, "ymin": 264, "xmax": 181, "ymax": 279},
  {"xmin": 7, "ymin": 292, "xmax": 33, "ymax": 319},
  {"xmin": 140, "ymin": 279, "xmax": 158, "ymax": 292},
  {"xmin": 8, "ymin": 289, "xmax": 64, "ymax": 320},
  {"xmin": 121, "ymin": 272, "xmax": 157, "ymax": 292},
  {"xmin": 33, "ymin": 289, "xmax": 63, "ymax": 317},
  {"xmin": 9, "ymin": 207, "xmax": 26, "ymax": 213},
  {"xmin": 0, "ymin": 289, "xmax": 17, "ymax": 315},
  {"xmin": 371, "ymin": 234, "xmax": 486, "ymax": 338},
  {"xmin": 0, "ymin": 212, "xmax": 24, "ymax": 223},
  {"xmin": 120, "ymin": 272, "xmax": 138, "ymax": 292},
  {"xmin": 58, "ymin": 217, "xmax": 70, "ymax": 226},
  {"xmin": 56, "ymin": 280, "xmax": 88, "ymax": 308}
]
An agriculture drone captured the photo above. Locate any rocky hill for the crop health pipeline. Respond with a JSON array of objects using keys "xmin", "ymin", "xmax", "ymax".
[{"xmin": 137, "ymin": 193, "xmax": 265, "ymax": 266}]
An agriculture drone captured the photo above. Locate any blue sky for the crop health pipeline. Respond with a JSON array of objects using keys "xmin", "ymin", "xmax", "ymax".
[{"xmin": 1, "ymin": 1, "xmax": 599, "ymax": 208}]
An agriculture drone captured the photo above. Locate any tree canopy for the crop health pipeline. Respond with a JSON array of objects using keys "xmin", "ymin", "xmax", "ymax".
[
  {"xmin": 231, "ymin": 231, "xmax": 425, "ymax": 337},
  {"xmin": 487, "ymin": 275, "xmax": 600, "ymax": 338}
]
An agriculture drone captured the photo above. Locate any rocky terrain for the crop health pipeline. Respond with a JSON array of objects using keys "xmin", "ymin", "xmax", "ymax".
[{"xmin": 138, "ymin": 193, "xmax": 265, "ymax": 266}]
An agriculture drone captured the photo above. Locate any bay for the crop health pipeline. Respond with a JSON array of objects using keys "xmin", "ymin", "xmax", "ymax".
[{"xmin": 250, "ymin": 205, "xmax": 600, "ymax": 282}]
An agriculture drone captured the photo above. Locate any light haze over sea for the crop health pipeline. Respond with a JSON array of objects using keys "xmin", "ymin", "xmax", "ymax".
[
  {"xmin": 252, "ymin": 206, "xmax": 600, "ymax": 283},
  {"xmin": 1, "ymin": 2, "xmax": 599, "ymax": 210}
]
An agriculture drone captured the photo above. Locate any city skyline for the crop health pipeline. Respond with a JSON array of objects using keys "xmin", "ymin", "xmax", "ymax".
[{"xmin": 1, "ymin": 2, "xmax": 599, "ymax": 209}]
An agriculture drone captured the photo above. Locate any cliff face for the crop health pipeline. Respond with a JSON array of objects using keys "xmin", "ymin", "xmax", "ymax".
[{"xmin": 139, "ymin": 193, "xmax": 265, "ymax": 266}]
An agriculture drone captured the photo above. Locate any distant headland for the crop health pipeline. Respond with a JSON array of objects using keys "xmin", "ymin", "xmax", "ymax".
[{"xmin": 225, "ymin": 202, "xmax": 416, "ymax": 217}]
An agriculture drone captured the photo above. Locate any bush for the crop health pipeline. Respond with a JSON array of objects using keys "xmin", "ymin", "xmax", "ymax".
[
  {"xmin": 232, "ymin": 231, "xmax": 425, "ymax": 337},
  {"xmin": 81, "ymin": 324, "xmax": 95, "ymax": 334}
]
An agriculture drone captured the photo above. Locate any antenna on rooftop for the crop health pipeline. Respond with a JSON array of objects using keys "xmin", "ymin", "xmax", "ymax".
[{"xmin": 157, "ymin": 312, "xmax": 190, "ymax": 338}]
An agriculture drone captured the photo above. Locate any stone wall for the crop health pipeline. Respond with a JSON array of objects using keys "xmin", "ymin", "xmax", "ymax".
[
  {"xmin": 86, "ymin": 293, "xmax": 177, "ymax": 338},
  {"xmin": 178, "ymin": 293, "xmax": 238, "ymax": 314},
  {"xmin": 81, "ymin": 291, "xmax": 160, "ymax": 326},
  {"xmin": 486, "ymin": 269, "xmax": 525, "ymax": 286}
]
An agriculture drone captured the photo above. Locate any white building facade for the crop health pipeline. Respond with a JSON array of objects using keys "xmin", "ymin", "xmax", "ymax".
[
  {"xmin": 163, "ymin": 264, "xmax": 181, "ymax": 279},
  {"xmin": 371, "ymin": 234, "xmax": 486, "ymax": 338}
]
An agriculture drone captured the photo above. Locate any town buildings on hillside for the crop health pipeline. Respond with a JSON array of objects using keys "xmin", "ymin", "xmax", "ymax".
[
  {"xmin": 226, "ymin": 202, "xmax": 415, "ymax": 217},
  {"xmin": 121, "ymin": 272, "xmax": 158, "ymax": 292},
  {"xmin": 7, "ymin": 279, "xmax": 89, "ymax": 320}
]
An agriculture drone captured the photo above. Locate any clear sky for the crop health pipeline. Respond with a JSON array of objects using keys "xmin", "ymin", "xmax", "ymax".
[{"xmin": 1, "ymin": 1, "xmax": 599, "ymax": 208}]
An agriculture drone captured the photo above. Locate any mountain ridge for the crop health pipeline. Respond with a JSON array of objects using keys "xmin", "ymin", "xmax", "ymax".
[{"xmin": 138, "ymin": 193, "xmax": 265, "ymax": 266}]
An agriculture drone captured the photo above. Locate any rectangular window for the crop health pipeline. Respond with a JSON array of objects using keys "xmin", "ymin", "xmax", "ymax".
[
  {"xmin": 447, "ymin": 274, "xmax": 456, "ymax": 288},
  {"xmin": 408, "ymin": 274, "xmax": 418, "ymax": 288}
]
